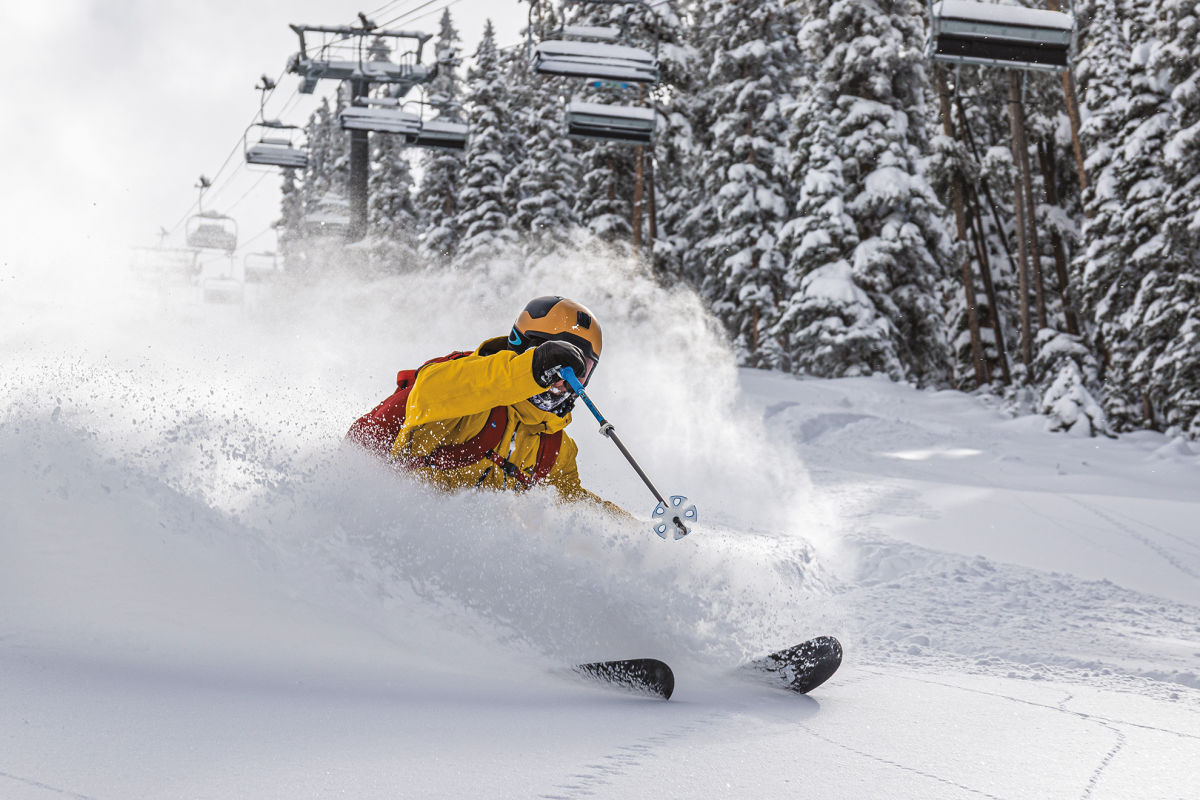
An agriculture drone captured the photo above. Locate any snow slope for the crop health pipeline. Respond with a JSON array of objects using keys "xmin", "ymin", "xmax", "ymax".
[{"xmin": 2, "ymin": 254, "xmax": 1198, "ymax": 799}]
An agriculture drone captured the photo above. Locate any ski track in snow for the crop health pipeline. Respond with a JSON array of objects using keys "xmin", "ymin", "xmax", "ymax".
[
  {"xmin": 789, "ymin": 724, "xmax": 1009, "ymax": 800},
  {"xmin": 538, "ymin": 711, "xmax": 733, "ymax": 799},
  {"xmin": 1066, "ymin": 494, "xmax": 1200, "ymax": 581},
  {"xmin": 0, "ymin": 771, "xmax": 100, "ymax": 800}
]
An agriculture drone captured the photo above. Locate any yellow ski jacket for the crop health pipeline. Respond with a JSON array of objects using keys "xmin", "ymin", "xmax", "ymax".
[{"xmin": 390, "ymin": 337, "xmax": 602, "ymax": 503}]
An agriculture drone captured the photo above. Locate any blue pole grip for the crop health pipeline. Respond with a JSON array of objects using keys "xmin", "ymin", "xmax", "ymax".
[{"xmin": 559, "ymin": 366, "xmax": 606, "ymax": 425}]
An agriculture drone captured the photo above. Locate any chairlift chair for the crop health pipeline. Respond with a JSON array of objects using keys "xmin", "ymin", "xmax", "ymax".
[
  {"xmin": 245, "ymin": 121, "xmax": 309, "ymax": 169},
  {"xmin": 566, "ymin": 100, "xmax": 655, "ymax": 145},
  {"xmin": 243, "ymin": 251, "xmax": 281, "ymax": 283},
  {"xmin": 405, "ymin": 118, "xmax": 470, "ymax": 151},
  {"xmin": 304, "ymin": 192, "xmax": 351, "ymax": 239},
  {"xmin": 186, "ymin": 211, "xmax": 239, "ymax": 252},
  {"xmin": 129, "ymin": 246, "xmax": 200, "ymax": 282},
  {"xmin": 201, "ymin": 276, "xmax": 245, "ymax": 305},
  {"xmin": 339, "ymin": 104, "xmax": 422, "ymax": 135},
  {"xmin": 533, "ymin": 40, "xmax": 659, "ymax": 84},
  {"xmin": 927, "ymin": 0, "xmax": 1074, "ymax": 72}
]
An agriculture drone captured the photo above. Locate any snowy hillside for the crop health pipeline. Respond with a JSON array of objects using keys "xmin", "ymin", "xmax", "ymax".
[{"xmin": 2, "ymin": 255, "xmax": 1198, "ymax": 799}]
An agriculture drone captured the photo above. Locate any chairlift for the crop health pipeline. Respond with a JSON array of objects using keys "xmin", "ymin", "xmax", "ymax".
[
  {"xmin": 201, "ymin": 276, "xmax": 245, "ymax": 305},
  {"xmin": 406, "ymin": 117, "xmax": 470, "ymax": 151},
  {"xmin": 129, "ymin": 246, "xmax": 200, "ymax": 283},
  {"xmin": 566, "ymin": 100, "xmax": 655, "ymax": 145},
  {"xmin": 186, "ymin": 211, "xmax": 238, "ymax": 252},
  {"xmin": 245, "ymin": 121, "xmax": 309, "ymax": 169},
  {"xmin": 243, "ymin": 251, "xmax": 282, "ymax": 283},
  {"xmin": 304, "ymin": 192, "xmax": 351, "ymax": 239},
  {"xmin": 245, "ymin": 78, "xmax": 308, "ymax": 168},
  {"xmin": 533, "ymin": 40, "xmax": 659, "ymax": 84},
  {"xmin": 927, "ymin": 0, "xmax": 1073, "ymax": 72},
  {"xmin": 287, "ymin": 23, "xmax": 435, "ymax": 95},
  {"xmin": 339, "ymin": 102, "xmax": 422, "ymax": 135}
]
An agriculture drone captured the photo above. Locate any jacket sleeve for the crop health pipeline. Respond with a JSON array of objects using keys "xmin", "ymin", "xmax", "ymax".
[
  {"xmin": 546, "ymin": 434, "xmax": 633, "ymax": 519},
  {"xmin": 405, "ymin": 349, "xmax": 545, "ymax": 428}
]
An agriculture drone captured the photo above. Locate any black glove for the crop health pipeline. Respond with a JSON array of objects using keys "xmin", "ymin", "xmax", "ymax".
[{"xmin": 531, "ymin": 340, "xmax": 586, "ymax": 387}]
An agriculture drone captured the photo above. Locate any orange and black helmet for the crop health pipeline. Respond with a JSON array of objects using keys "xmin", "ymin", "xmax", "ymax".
[{"xmin": 508, "ymin": 296, "xmax": 603, "ymax": 385}]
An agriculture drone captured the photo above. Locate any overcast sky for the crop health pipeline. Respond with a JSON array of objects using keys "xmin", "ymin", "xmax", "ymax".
[{"xmin": 0, "ymin": 1, "xmax": 525, "ymax": 276}]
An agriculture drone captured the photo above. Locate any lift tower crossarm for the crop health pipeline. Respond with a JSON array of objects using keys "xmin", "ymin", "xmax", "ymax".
[{"xmin": 288, "ymin": 24, "xmax": 433, "ymax": 57}]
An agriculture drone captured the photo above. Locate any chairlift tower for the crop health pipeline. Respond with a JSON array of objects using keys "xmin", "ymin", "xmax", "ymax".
[{"xmin": 287, "ymin": 20, "xmax": 436, "ymax": 241}]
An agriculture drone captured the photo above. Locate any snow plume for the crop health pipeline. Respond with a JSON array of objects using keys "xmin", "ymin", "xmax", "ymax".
[{"xmin": 2, "ymin": 243, "xmax": 836, "ymax": 685}]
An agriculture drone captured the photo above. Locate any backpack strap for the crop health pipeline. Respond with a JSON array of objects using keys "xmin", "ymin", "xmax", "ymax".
[
  {"xmin": 531, "ymin": 432, "xmax": 563, "ymax": 485},
  {"xmin": 422, "ymin": 406, "xmax": 509, "ymax": 470},
  {"xmin": 480, "ymin": 430, "xmax": 563, "ymax": 489}
]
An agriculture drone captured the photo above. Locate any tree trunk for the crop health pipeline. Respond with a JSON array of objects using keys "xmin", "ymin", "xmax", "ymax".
[
  {"xmin": 1009, "ymin": 71, "xmax": 1048, "ymax": 332},
  {"xmin": 1037, "ymin": 138, "xmax": 1081, "ymax": 336},
  {"xmin": 1008, "ymin": 73, "xmax": 1034, "ymax": 375},
  {"xmin": 967, "ymin": 184, "xmax": 1011, "ymax": 384},
  {"xmin": 646, "ymin": 151, "xmax": 657, "ymax": 244},
  {"xmin": 955, "ymin": 93, "xmax": 1021, "ymax": 281},
  {"xmin": 632, "ymin": 145, "xmax": 644, "ymax": 253},
  {"xmin": 1046, "ymin": 0, "xmax": 1089, "ymax": 195},
  {"xmin": 936, "ymin": 67, "xmax": 986, "ymax": 387}
]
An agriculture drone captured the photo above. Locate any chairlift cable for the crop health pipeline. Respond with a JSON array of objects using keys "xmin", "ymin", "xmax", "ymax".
[
  {"xmin": 239, "ymin": 224, "xmax": 277, "ymax": 252},
  {"xmin": 216, "ymin": 166, "xmax": 272, "ymax": 216},
  {"xmin": 165, "ymin": 64, "xmax": 295, "ymax": 238},
  {"xmin": 390, "ymin": 0, "xmax": 462, "ymax": 27},
  {"xmin": 379, "ymin": 0, "xmax": 445, "ymax": 27},
  {"xmin": 364, "ymin": 0, "xmax": 412, "ymax": 19}
]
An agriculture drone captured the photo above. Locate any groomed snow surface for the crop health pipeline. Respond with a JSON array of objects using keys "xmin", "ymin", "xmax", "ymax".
[{"xmin": 2, "ymin": 253, "xmax": 1198, "ymax": 799}]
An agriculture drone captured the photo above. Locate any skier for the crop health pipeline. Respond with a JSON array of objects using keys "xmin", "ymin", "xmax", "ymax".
[{"xmin": 347, "ymin": 296, "xmax": 616, "ymax": 508}]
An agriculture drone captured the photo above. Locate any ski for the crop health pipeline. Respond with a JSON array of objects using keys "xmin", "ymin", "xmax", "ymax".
[
  {"xmin": 573, "ymin": 658, "xmax": 675, "ymax": 700},
  {"xmin": 740, "ymin": 636, "xmax": 843, "ymax": 694},
  {"xmin": 570, "ymin": 637, "xmax": 839, "ymax": 701}
]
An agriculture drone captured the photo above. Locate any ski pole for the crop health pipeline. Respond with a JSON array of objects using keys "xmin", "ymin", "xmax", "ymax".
[{"xmin": 558, "ymin": 366, "xmax": 696, "ymax": 539}]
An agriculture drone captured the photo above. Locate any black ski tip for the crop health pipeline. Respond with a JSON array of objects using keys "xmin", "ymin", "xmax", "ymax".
[
  {"xmin": 746, "ymin": 635, "xmax": 843, "ymax": 694},
  {"xmin": 574, "ymin": 658, "xmax": 675, "ymax": 700},
  {"xmin": 791, "ymin": 636, "xmax": 842, "ymax": 694}
]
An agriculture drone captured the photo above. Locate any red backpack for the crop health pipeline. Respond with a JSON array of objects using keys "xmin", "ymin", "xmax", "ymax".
[{"xmin": 346, "ymin": 350, "xmax": 561, "ymax": 488}]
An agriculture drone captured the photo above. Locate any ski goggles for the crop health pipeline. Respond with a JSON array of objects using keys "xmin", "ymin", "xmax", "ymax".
[{"xmin": 509, "ymin": 329, "xmax": 599, "ymax": 386}]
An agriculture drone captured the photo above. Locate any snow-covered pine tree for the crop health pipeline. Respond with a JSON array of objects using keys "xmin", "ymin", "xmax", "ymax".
[
  {"xmin": 643, "ymin": 1, "xmax": 703, "ymax": 280},
  {"xmin": 277, "ymin": 166, "xmax": 304, "ymax": 271},
  {"xmin": 1074, "ymin": 0, "xmax": 1176, "ymax": 429},
  {"xmin": 367, "ymin": 129, "xmax": 419, "ymax": 273},
  {"xmin": 780, "ymin": 0, "xmax": 952, "ymax": 384},
  {"xmin": 1033, "ymin": 328, "xmax": 1110, "ymax": 436},
  {"xmin": 1143, "ymin": 0, "xmax": 1200, "ymax": 438},
  {"xmin": 559, "ymin": 0, "xmax": 639, "ymax": 248},
  {"xmin": 299, "ymin": 97, "xmax": 340, "ymax": 223},
  {"xmin": 451, "ymin": 20, "xmax": 521, "ymax": 270},
  {"xmin": 416, "ymin": 9, "xmax": 466, "ymax": 266},
  {"xmin": 689, "ymin": 0, "xmax": 798, "ymax": 367},
  {"xmin": 510, "ymin": 4, "xmax": 583, "ymax": 259},
  {"xmin": 775, "ymin": 75, "xmax": 897, "ymax": 378}
]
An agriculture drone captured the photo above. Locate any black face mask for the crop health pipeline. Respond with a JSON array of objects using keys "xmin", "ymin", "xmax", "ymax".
[{"xmin": 529, "ymin": 386, "xmax": 577, "ymax": 417}]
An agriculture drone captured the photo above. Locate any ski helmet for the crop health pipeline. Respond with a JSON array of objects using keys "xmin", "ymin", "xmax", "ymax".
[{"xmin": 509, "ymin": 296, "xmax": 603, "ymax": 414}]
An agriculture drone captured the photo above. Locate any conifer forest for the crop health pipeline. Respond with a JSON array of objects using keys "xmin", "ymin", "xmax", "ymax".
[{"xmin": 278, "ymin": 0, "xmax": 1200, "ymax": 441}]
